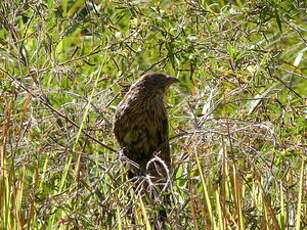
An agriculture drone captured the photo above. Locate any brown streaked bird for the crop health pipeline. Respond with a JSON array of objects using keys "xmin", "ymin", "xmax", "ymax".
[{"xmin": 113, "ymin": 72, "xmax": 179, "ymax": 181}]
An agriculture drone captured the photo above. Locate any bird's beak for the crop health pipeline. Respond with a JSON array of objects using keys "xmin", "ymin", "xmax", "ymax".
[{"xmin": 167, "ymin": 76, "xmax": 180, "ymax": 84}]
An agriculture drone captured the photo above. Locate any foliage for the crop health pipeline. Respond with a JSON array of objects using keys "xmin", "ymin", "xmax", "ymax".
[{"xmin": 0, "ymin": 0, "xmax": 306, "ymax": 229}]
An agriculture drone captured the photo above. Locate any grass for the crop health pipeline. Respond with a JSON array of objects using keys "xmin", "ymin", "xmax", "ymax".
[{"xmin": 0, "ymin": 0, "xmax": 306, "ymax": 229}]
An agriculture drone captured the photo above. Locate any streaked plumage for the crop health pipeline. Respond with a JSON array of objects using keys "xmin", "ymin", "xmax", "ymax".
[{"xmin": 113, "ymin": 72, "xmax": 178, "ymax": 179}]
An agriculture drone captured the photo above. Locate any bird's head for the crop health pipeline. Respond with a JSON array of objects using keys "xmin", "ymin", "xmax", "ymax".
[{"xmin": 136, "ymin": 72, "xmax": 179, "ymax": 94}]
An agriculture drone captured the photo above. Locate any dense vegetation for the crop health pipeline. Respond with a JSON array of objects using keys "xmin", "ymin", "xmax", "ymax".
[{"xmin": 0, "ymin": 0, "xmax": 306, "ymax": 229}]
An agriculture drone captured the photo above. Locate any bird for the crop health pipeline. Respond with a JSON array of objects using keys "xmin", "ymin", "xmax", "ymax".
[
  {"xmin": 113, "ymin": 72, "xmax": 179, "ymax": 182},
  {"xmin": 113, "ymin": 72, "xmax": 179, "ymax": 229}
]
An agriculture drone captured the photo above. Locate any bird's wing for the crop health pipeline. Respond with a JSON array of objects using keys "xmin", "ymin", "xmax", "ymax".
[{"xmin": 113, "ymin": 97, "xmax": 170, "ymax": 167}]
